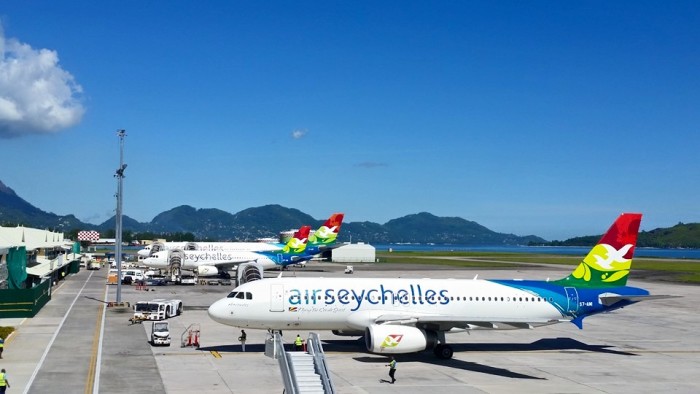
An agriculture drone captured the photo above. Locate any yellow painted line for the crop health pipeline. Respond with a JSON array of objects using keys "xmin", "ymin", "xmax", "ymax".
[
  {"xmin": 85, "ymin": 285, "xmax": 107, "ymax": 394},
  {"xmin": 211, "ymin": 350, "xmax": 222, "ymax": 358}
]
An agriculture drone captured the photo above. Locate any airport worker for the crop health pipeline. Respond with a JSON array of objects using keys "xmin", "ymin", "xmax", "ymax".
[
  {"xmin": 0, "ymin": 336, "xmax": 4, "ymax": 358},
  {"xmin": 386, "ymin": 356, "xmax": 397, "ymax": 384},
  {"xmin": 294, "ymin": 334, "xmax": 303, "ymax": 351},
  {"xmin": 0, "ymin": 368, "xmax": 9, "ymax": 392},
  {"xmin": 239, "ymin": 330, "xmax": 247, "ymax": 352}
]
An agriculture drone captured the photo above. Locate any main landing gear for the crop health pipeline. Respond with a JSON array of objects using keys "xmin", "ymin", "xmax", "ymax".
[{"xmin": 433, "ymin": 344, "xmax": 454, "ymax": 359}]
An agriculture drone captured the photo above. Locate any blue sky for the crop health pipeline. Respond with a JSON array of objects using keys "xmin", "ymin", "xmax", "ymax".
[{"xmin": 1, "ymin": 1, "xmax": 698, "ymax": 240}]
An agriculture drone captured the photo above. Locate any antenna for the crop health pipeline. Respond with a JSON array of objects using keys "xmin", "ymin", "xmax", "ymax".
[{"xmin": 115, "ymin": 129, "xmax": 127, "ymax": 303}]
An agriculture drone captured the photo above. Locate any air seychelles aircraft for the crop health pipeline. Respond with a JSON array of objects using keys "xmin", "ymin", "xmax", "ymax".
[
  {"xmin": 137, "ymin": 213, "xmax": 344, "ymax": 258},
  {"xmin": 143, "ymin": 214, "xmax": 345, "ymax": 275},
  {"xmin": 142, "ymin": 225, "xmax": 312, "ymax": 276},
  {"xmin": 208, "ymin": 213, "xmax": 672, "ymax": 359}
]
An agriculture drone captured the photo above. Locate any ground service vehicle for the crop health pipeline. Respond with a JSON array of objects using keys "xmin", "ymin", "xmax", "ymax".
[
  {"xmin": 133, "ymin": 299, "xmax": 183, "ymax": 321},
  {"xmin": 123, "ymin": 269, "xmax": 145, "ymax": 282},
  {"xmin": 150, "ymin": 321, "xmax": 171, "ymax": 346},
  {"xmin": 146, "ymin": 276, "xmax": 167, "ymax": 286}
]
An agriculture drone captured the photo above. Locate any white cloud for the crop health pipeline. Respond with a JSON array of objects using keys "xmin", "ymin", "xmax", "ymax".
[
  {"xmin": 291, "ymin": 128, "xmax": 307, "ymax": 139},
  {"xmin": 0, "ymin": 25, "xmax": 85, "ymax": 138}
]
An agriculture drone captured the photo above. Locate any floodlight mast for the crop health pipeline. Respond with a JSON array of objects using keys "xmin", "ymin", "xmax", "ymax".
[{"xmin": 115, "ymin": 129, "xmax": 127, "ymax": 303}]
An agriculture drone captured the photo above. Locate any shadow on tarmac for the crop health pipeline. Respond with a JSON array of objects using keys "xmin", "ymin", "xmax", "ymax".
[
  {"xmin": 320, "ymin": 336, "xmax": 637, "ymax": 356},
  {"xmin": 84, "ymin": 296, "xmax": 110, "ymax": 304},
  {"xmin": 200, "ymin": 337, "xmax": 636, "ymax": 380},
  {"xmin": 352, "ymin": 354, "xmax": 545, "ymax": 379}
]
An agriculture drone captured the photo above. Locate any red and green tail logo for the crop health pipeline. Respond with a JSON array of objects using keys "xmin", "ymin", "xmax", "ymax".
[
  {"xmin": 282, "ymin": 226, "xmax": 311, "ymax": 254},
  {"xmin": 309, "ymin": 213, "xmax": 344, "ymax": 245},
  {"xmin": 555, "ymin": 213, "xmax": 642, "ymax": 288}
]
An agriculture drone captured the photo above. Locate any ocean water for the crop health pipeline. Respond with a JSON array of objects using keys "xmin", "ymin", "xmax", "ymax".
[{"xmin": 373, "ymin": 244, "xmax": 700, "ymax": 259}]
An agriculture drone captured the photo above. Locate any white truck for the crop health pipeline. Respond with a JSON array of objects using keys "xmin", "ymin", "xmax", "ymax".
[
  {"xmin": 133, "ymin": 299, "xmax": 183, "ymax": 321},
  {"xmin": 150, "ymin": 321, "xmax": 171, "ymax": 346}
]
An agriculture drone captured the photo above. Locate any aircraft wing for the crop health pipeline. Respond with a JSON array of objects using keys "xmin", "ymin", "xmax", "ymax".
[
  {"xmin": 210, "ymin": 259, "xmax": 257, "ymax": 270},
  {"xmin": 371, "ymin": 313, "xmax": 559, "ymax": 331}
]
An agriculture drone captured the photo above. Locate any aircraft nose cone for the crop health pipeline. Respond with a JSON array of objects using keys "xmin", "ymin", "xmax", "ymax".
[{"xmin": 207, "ymin": 299, "xmax": 230, "ymax": 325}]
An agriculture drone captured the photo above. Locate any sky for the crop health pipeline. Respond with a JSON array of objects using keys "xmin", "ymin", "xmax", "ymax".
[{"xmin": 0, "ymin": 1, "xmax": 698, "ymax": 241}]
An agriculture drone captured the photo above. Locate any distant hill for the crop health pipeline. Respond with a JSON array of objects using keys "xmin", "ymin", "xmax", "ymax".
[
  {"xmin": 540, "ymin": 222, "xmax": 700, "ymax": 249},
  {"xmin": 5, "ymin": 178, "xmax": 695, "ymax": 247},
  {"xmin": 376, "ymin": 212, "xmax": 544, "ymax": 245},
  {"xmin": 0, "ymin": 179, "xmax": 543, "ymax": 244},
  {"xmin": 0, "ymin": 180, "xmax": 86, "ymax": 231}
]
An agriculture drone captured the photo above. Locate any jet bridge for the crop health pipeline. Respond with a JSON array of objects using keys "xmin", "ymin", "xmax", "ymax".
[
  {"xmin": 168, "ymin": 249, "xmax": 184, "ymax": 283},
  {"xmin": 266, "ymin": 332, "xmax": 335, "ymax": 394},
  {"xmin": 234, "ymin": 262, "xmax": 264, "ymax": 287}
]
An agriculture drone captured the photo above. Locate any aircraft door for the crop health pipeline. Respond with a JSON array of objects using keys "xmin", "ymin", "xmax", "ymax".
[
  {"xmin": 564, "ymin": 287, "xmax": 579, "ymax": 314},
  {"xmin": 270, "ymin": 284, "xmax": 284, "ymax": 312}
]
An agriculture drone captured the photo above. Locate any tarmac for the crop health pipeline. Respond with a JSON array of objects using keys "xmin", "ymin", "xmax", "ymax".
[{"xmin": 1, "ymin": 261, "xmax": 699, "ymax": 394}]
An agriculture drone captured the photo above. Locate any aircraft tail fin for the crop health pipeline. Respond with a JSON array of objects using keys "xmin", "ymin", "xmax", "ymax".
[
  {"xmin": 555, "ymin": 213, "xmax": 642, "ymax": 288},
  {"xmin": 282, "ymin": 225, "xmax": 311, "ymax": 254},
  {"xmin": 309, "ymin": 213, "xmax": 345, "ymax": 246}
]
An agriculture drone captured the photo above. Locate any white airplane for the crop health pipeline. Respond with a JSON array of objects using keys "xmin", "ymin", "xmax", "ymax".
[
  {"xmin": 142, "ymin": 226, "xmax": 312, "ymax": 276},
  {"xmin": 208, "ymin": 213, "xmax": 673, "ymax": 359},
  {"xmin": 137, "ymin": 213, "xmax": 344, "ymax": 258}
]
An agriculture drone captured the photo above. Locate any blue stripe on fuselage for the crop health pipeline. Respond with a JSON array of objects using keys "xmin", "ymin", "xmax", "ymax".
[{"xmin": 490, "ymin": 279, "xmax": 651, "ymax": 320}]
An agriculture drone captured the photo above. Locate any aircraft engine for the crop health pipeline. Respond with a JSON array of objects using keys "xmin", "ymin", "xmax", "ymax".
[
  {"xmin": 196, "ymin": 265, "xmax": 219, "ymax": 277},
  {"xmin": 365, "ymin": 324, "xmax": 437, "ymax": 354}
]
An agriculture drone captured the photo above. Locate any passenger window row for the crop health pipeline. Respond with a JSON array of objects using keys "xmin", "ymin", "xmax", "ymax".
[{"xmin": 292, "ymin": 295, "xmax": 553, "ymax": 303}]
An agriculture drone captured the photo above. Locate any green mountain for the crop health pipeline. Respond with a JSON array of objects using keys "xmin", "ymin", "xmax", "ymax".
[
  {"xmin": 542, "ymin": 222, "xmax": 700, "ymax": 248},
  {"xmin": 638, "ymin": 223, "xmax": 700, "ymax": 248},
  {"xmin": 379, "ymin": 212, "xmax": 543, "ymax": 245},
  {"xmin": 3, "ymin": 179, "xmax": 697, "ymax": 247},
  {"xmin": 0, "ymin": 180, "xmax": 85, "ymax": 231}
]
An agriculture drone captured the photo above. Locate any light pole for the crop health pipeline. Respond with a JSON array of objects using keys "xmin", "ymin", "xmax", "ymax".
[{"xmin": 115, "ymin": 129, "xmax": 127, "ymax": 303}]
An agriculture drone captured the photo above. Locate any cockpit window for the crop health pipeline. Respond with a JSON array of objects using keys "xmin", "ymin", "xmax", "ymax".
[{"xmin": 226, "ymin": 291, "xmax": 252, "ymax": 300}]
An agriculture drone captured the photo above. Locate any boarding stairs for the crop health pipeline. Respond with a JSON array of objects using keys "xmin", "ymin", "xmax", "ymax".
[
  {"xmin": 266, "ymin": 332, "xmax": 335, "ymax": 394},
  {"xmin": 287, "ymin": 352, "xmax": 324, "ymax": 393}
]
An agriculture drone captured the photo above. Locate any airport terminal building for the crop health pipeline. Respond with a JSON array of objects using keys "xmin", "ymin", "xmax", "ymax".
[{"xmin": 0, "ymin": 226, "xmax": 82, "ymax": 317}]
